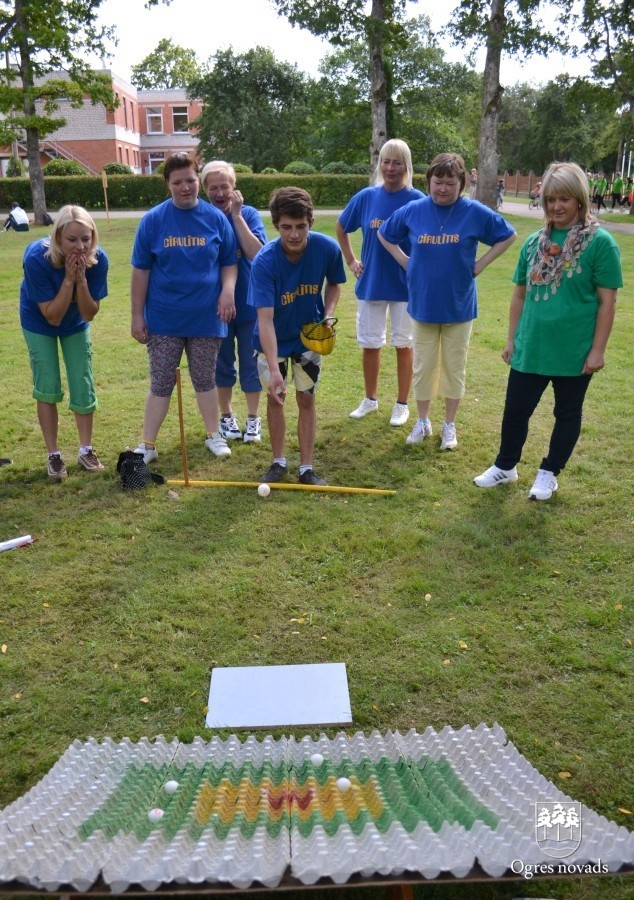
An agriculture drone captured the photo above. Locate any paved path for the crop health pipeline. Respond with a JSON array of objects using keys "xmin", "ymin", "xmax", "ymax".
[{"xmin": 91, "ymin": 202, "xmax": 633, "ymax": 233}]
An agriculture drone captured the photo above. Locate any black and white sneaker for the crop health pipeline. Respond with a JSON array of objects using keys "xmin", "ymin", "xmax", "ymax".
[
  {"xmin": 219, "ymin": 413, "xmax": 242, "ymax": 440},
  {"xmin": 243, "ymin": 416, "xmax": 262, "ymax": 443}
]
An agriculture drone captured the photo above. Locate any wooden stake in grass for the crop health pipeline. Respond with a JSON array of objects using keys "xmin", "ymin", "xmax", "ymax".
[{"xmin": 175, "ymin": 367, "xmax": 190, "ymax": 487}]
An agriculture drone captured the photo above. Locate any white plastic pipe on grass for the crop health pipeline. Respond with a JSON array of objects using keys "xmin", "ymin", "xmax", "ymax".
[{"xmin": 0, "ymin": 534, "xmax": 34, "ymax": 553}]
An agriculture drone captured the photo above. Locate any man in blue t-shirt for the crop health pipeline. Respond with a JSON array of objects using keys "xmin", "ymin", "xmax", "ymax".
[{"xmin": 248, "ymin": 187, "xmax": 346, "ymax": 486}]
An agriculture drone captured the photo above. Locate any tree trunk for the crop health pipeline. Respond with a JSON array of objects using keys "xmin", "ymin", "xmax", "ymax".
[
  {"xmin": 25, "ymin": 126, "xmax": 47, "ymax": 223},
  {"xmin": 16, "ymin": 0, "xmax": 48, "ymax": 225},
  {"xmin": 475, "ymin": 0, "xmax": 505, "ymax": 209},
  {"xmin": 368, "ymin": 0, "xmax": 388, "ymax": 171}
]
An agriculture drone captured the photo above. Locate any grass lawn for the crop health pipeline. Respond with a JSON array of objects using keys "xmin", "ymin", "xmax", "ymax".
[{"xmin": 0, "ymin": 214, "xmax": 632, "ymax": 900}]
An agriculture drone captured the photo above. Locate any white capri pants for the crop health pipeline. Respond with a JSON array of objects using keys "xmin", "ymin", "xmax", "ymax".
[
  {"xmin": 412, "ymin": 319, "xmax": 473, "ymax": 400},
  {"xmin": 356, "ymin": 300, "xmax": 413, "ymax": 350}
]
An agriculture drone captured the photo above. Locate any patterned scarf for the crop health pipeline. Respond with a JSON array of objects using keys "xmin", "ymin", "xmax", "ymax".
[{"xmin": 528, "ymin": 219, "xmax": 599, "ymax": 302}]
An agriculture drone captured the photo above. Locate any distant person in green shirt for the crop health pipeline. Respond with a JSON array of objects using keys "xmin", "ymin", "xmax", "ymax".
[
  {"xmin": 593, "ymin": 171, "xmax": 607, "ymax": 211},
  {"xmin": 610, "ymin": 173, "xmax": 624, "ymax": 210},
  {"xmin": 474, "ymin": 161, "xmax": 622, "ymax": 501}
]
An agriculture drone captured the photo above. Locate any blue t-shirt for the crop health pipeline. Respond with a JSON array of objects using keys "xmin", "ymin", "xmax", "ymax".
[
  {"xmin": 380, "ymin": 196, "xmax": 515, "ymax": 323},
  {"xmin": 19, "ymin": 239, "xmax": 109, "ymax": 337},
  {"xmin": 230, "ymin": 205, "xmax": 267, "ymax": 323},
  {"xmin": 337, "ymin": 185, "xmax": 423, "ymax": 302},
  {"xmin": 248, "ymin": 231, "xmax": 346, "ymax": 358},
  {"xmin": 131, "ymin": 198, "xmax": 238, "ymax": 338}
]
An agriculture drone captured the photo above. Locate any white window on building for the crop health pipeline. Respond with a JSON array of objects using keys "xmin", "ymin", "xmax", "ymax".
[
  {"xmin": 172, "ymin": 106, "xmax": 189, "ymax": 133},
  {"xmin": 149, "ymin": 153, "xmax": 165, "ymax": 173},
  {"xmin": 147, "ymin": 107, "xmax": 163, "ymax": 134}
]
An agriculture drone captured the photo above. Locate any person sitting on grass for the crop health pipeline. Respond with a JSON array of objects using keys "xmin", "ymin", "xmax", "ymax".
[
  {"xmin": 4, "ymin": 202, "xmax": 29, "ymax": 232},
  {"xmin": 248, "ymin": 187, "xmax": 346, "ymax": 486},
  {"xmin": 19, "ymin": 205, "xmax": 108, "ymax": 480}
]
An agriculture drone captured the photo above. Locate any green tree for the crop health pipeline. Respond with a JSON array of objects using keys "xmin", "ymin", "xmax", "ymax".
[
  {"xmin": 310, "ymin": 16, "xmax": 480, "ymax": 169},
  {"xmin": 0, "ymin": 0, "xmax": 115, "ymax": 223},
  {"xmin": 392, "ymin": 17, "xmax": 481, "ymax": 165},
  {"xmin": 188, "ymin": 46, "xmax": 311, "ymax": 172},
  {"xmin": 526, "ymin": 76, "xmax": 619, "ymax": 172},
  {"xmin": 269, "ymin": 0, "xmax": 408, "ymax": 167},
  {"xmin": 497, "ymin": 83, "xmax": 539, "ymax": 173},
  {"xmin": 447, "ymin": 0, "xmax": 574, "ymax": 207},
  {"xmin": 578, "ymin": 0, "xmax": 634, "ymax": 212},
  {"xmin": 130, "ymin": 38, "xmax": 201, "ymax": 90}
]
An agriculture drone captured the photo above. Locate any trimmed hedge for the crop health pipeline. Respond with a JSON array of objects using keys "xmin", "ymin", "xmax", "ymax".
[{"xmin": 0, "ymin": 173, "xmax": 429, "ymax": 212}]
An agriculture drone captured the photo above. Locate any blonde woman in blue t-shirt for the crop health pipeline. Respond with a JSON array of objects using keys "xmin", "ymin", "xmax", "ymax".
[{"xmin": 336, "ymin": 139, "xmax": 423, "ymax": 428}]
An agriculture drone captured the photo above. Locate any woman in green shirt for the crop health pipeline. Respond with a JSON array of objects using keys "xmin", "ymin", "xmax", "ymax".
[{"xmin": 474, "ymin": 161, "xmax": 622, "ymax": 500}]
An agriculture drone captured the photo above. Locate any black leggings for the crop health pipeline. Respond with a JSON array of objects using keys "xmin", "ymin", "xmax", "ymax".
[{"xmin": 495, "ymin": 368, "xmax": 592, "ymax": 476}]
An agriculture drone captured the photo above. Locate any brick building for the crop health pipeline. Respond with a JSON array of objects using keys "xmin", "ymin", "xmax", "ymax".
[{"xmin": 0, "ymin": 69, "xmax": 202, "ymax": 176}]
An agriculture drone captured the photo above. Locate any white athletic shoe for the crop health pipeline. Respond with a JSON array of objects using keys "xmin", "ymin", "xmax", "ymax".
[
  {"xmin": 134, "ymin": 442, "xmax": 158, "ymax": 464},
  {"xmin": 389, "ymin": 402, "xmax": 410, "ymax": 427},
  {"xmin": 349, "ymin": 397, "xmax": 378, "ymax": 418},
  {"xmin": 440, "ymin": 421, "xmax": 458, "ymax": 450},
  {"xmin": 219, "ymin": 413, "xmax": 242, "ymax": 440},
  {"xmin": 529, "ymin": 468, "xmax": 558, "ymax": 501},
  {"xmin": 406, "ymin": 419, "xmax": 432, "ymax": 445},
  {"xmin": 243, "ymin": 416, "xmax": 262, "ymax": 443},
  {"xmin": 205, "ymin": 434, "xmax": 231, "ymax": 458},
  {"xmin": 473, "ymin": 465, "xmax": 518, "ymax": 487}
]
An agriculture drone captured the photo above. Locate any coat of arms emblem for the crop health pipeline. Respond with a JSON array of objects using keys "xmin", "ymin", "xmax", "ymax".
[{"xmin": 535, "ymin": 801, "xmax": 582, "ymax": 858}]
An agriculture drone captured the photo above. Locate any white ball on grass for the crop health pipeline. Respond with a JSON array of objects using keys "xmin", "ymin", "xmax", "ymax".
[{"xmin": 258, "ymin": 483, "xmax": 271, "ymax": 497}]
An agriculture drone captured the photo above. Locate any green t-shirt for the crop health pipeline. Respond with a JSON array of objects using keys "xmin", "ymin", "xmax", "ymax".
[
  {"xmin": 612, "ymin": 176, "xmax": 624, "ymax": 194},
  {"xmin": 511, "ymin": 226, "xmax": 622, "ymax": 376}
]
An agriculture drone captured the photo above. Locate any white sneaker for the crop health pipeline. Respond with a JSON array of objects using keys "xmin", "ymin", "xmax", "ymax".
[
  {"xmin": 529, "ymin": 468, "xmax": 558, "ymax": 501},
  {"xmin": 219, "ymin": 413, "xmax": 242, "ymax": 440},
  {"xmin": 349, "ymin": 397, "xmax": 378, "ymax": 419},
  {"xmin": 440, "ymin": 421, "xmax": 458, "ymax": 450},
  {"xmin": 389, "ymin": 402, "xmax": 409, "ymax": 427},
  {"xmin": 406, "ymin": 419, "xmax": 432, "ymax": 444},
  {"xmin": 205, "ymin": 434, "xmax": 231, "ymax": 457},
  {"xmin": 134, "ymin": 442, "xmax": 158, "ymax": 464},
  {"xmin": 473, "ymin": 465, "xmax": 518, "ymax": 487},
  {"xmin": 243, "ymin": 416, "xmax": 262, "ymax": 443}
]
